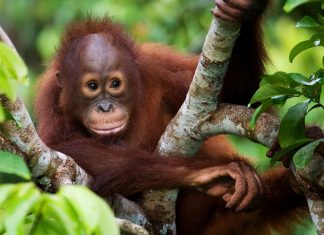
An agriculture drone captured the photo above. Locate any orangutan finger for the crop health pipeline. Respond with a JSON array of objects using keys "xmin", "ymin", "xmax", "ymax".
[
  {"xmin": 235, "ymin": 164, "xmax": 259, "ymax": 211},
  {"xmin": 224, "ymin": 162, "xmax": 247, "ymax": 208}
]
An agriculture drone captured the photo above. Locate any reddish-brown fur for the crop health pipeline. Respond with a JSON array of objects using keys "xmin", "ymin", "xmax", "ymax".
[{"xmin": 35, "ymin": 11, "xmax": 308, "ymax": 235}]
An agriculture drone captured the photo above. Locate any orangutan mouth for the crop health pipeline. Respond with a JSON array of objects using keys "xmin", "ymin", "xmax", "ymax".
[{"xmin": 89, "ymin": 118, "xmax": 128, "ymax": 135}]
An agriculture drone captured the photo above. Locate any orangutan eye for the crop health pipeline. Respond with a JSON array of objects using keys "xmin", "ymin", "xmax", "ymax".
[
  {"xmin": 88, "ymin": 81, "xmax": 99, "ymax": 91},
  {"xmin": 110, "ymin": 79, "xmax": 121, "ymax": 88}
]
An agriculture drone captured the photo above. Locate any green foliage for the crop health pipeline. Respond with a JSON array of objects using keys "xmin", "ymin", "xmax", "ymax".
[
  {"xmin": 293, "ymin": 138, "xmax": 324, "ymax": 168},
  {"xmin": 0, "ymin": 151, "xmax": 31, "ymax": 180},
  {"xmin": 251, "ymin": 0, "xmax": 324, "ymax": 169},
  {"xmin": 283, "ymin": 0, "xmax": 321, "ymax": 12},
  {"xmin": 270, "ymin": 138, "xmax": 312, "ymax": 165},
  {"xmin": 289, "ymin": 16, "xmax": 324, "ymax": 63},
  {"xmin": 278, "ymin": 100, "xmax": 310, "ymax": 148},
  {"xmin": 0, "ymin": 42, "xmax": 28, "ymax": 122},
  {"xmin": 0, "ymin": 183, "xmax": 120, "ymax": 235}
]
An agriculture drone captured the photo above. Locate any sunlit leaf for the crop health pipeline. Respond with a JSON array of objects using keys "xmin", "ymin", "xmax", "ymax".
[
  {"xmin": 29, "ymin": 216, "xmax": 65, "ymax": 235},
  {"xmin": 288, "ymin": 73, "xmax": 310, "ymax": 85},
  {"xmin": 59, "ymin": 186, "xmax": 119, "ymax": 235},
  {"xmin": 0, "ymin": 42, "xmax": 28, "ymax": 84},
  {"xmin": 296, "ymin": 16, "xmax": 324, "ymax": 31},
  {"xmin": 0, "ymin": 70, "xmax": 16, "ymax": 100},
  {"xmin": 0, "ymin": 151, "xmax": 31, "ymax": 180},
  {"xmin": 283, "ymin": 0, "xmax": 320, "ymax": 12},
  {"xmin": 249, "ymin": 84, "xmax": 300, "ymax": 105},
  {"xmin": 279, "ymin": 100, "xmax": 310, "ymax": 148},
  {"xmin": 293, "ymin": 139, "xmax": 324, "ymax": 168},
  {"xmin": 32, "ymin": 194, "xmax": 85, "ymax": 235},
  {"xmin": 4, "ymin": 183, "xmax": 41, "ymax": 235},
  {"xmin": 93, "ymin": 195, "xmax": 120, "ymax": 235},
  {"xmin": 260, "ymin": 72, "xmax": 299, "ymax": 87},
  {"xmin": 308, "ymin": 103, "xmax": 324, "ymax": 113},
  {"xmin": 289, "ymin": 35, "xmax": 324, "ymax": 62},
  {"xmin": 0, "ymin": 184, "xmax": 16, "ymax": 205},
  {"xmin": 0, "ymin": 104, "xmax": 5, "ymax": 123}
]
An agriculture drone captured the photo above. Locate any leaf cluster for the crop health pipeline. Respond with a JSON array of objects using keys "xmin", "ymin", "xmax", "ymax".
[
  {"xmin": 250, "ymin": 0, "xmax": 324, "ymax": 168},
  {"xmin": 0, "ymin": 43, "xmax": 28, "ymax": 122},
  {"xmin": 0, "ymin": 151, "xmax": 119, "ymax": 235},
  {"xmin": 0, "ymin": 184, "xmax": 119, "ymax": 235}
]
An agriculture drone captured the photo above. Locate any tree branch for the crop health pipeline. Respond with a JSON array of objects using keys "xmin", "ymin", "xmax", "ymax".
[
  {"xmin": 0, "ymin": 96, "xmax": 91, "ymax": 190},
  {"xmin": 116, "ymin": 219, "xmax": 149, "ymax": 235},
  {"xmin": 140, "ymin": 17, "xmax": 241, "ymax": 234}
]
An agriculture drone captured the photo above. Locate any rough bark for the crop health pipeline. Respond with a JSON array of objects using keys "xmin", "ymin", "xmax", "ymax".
[{"xmin": 140, "ymin": 17, "xmax": 241, "ymax": 235}]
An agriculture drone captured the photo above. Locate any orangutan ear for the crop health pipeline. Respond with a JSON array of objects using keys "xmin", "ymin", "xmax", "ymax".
[{"xmin": 56, "ymin": 71, "xmax": 62, "ymax": 88}]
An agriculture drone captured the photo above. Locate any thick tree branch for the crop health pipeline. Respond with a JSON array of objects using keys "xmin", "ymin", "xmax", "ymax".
[
  {"xmin": 116, "ymin": 219, "xmax": 149, "ymax": 235},
  {"xmin": 0, "ymin": 96, "xmax": 91, "ymax": 190},
  {"xmin": 140, "ymin": 17, "xmax": 241, "ymax": 234}
]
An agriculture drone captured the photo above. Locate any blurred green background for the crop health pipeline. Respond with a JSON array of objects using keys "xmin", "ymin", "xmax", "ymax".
[{"xmin": 0, "ymin": 0, "xmax": 322, "ymax": 234}]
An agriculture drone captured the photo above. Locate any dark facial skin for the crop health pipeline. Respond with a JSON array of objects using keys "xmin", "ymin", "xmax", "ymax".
[{"xmin": 60, "ymin": 34, "xmax": 138, "ymax": 136}]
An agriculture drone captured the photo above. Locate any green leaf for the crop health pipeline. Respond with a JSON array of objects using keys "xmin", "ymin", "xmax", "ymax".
[
  {"xmin": 250, "ymin": 99, "xmax": 272, "ymax": 130},
  {"xmin": 0, "ymin": 70, "xmax": 16, "ymax": 100},
  {"xmin": 319, "ymin": 14, "xmax": 324, "ymax": 25},
  {"xmin": 300, "ymin": 70, "xmax": 324, "ymax": 101},
  {"xmin": 289, "ymin": 36, "xmax": 324, "ymax": 63},
  {"xmin": 288, "ymin": 73, "xmax": 311, "ymax": 85},
  {"xmin": 293, "ymin": 139, "xmax": 324, "ymax": 168},
  {"xmin": 308, "ymin": 103, "xmax": 324, "ymax": 113},
  {"xmin": 29, "ymin": 216, "xmax": 65, "ymax": 235},
  {"xmin": 313, "ymin": 69, "xmax": 324, "ymax": 85},
  {"xmin": 279, "ymin": 100, "xmax": 310, "ymax": 148},
  {"xmin": 270, "ymin": 138, "xmax": 312, "ymax": 165},
  {"xmin": 0, "ymin": 104, "xmax": 5, "ymax": 122},
  {"xmin": 0, "ymin": 184, "xmax": 16, "ymax": 205},
  {"xmin": 0, "ymin": 151, "xmax": 31, "ymax": 180},
  {"xmin": 32, "ymin": 194, "xmax": 85, "ymax": 235},
  {"xmin": 4, "ymin": 183, "xmax": 41, "ymax": 235},
  {"xmin": 94, "ymin": 196, "xmax": 120, "ymax": 235},
  {"xmin": 0, "ymin": 42, "xmax": 28, "ymax": 84},
  {"xmin": 260, "ymin": 72, "xmax": 299, "ymax": 87},
  {"xmin": 296, "ymin": 16, "xmax": 324, "ymax": 31},
  {"xmin": 249, "ymin": 84, "xmax": 300, "ymax": 105},
  {"xmin": 283, "ymin": 0, "xmax": 319, "ymax": 12},
  {"xmin": 271, "ymin": 95, "xmax": 289, "ymax": 105},
  {"xmin": 59, "ymin": 186, "xmax": 119, "ymax": 235},
  {"xmin": 0, "ymin": 184, "xmax": 17, "ymax": 233}
]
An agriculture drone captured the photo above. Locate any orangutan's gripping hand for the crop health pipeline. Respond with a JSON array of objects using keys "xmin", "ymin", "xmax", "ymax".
[
  {"xmin": 212, "ymin": 0, "xmax": 264, "ymax": 22},
  {"xmin": 190, "ymin": 161, "xmax": 263, "ymax": 212}
]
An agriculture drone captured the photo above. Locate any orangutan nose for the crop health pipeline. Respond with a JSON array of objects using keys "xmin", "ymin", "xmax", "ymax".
[{"xmin": 98, "ymin": 102, "xmax": 113, "ymax": 112}]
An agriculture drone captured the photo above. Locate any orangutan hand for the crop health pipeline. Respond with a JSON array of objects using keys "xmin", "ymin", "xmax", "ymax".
[{"xmin": 191, "ymin": 161, "xmax": 263, "ymax": 212}]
